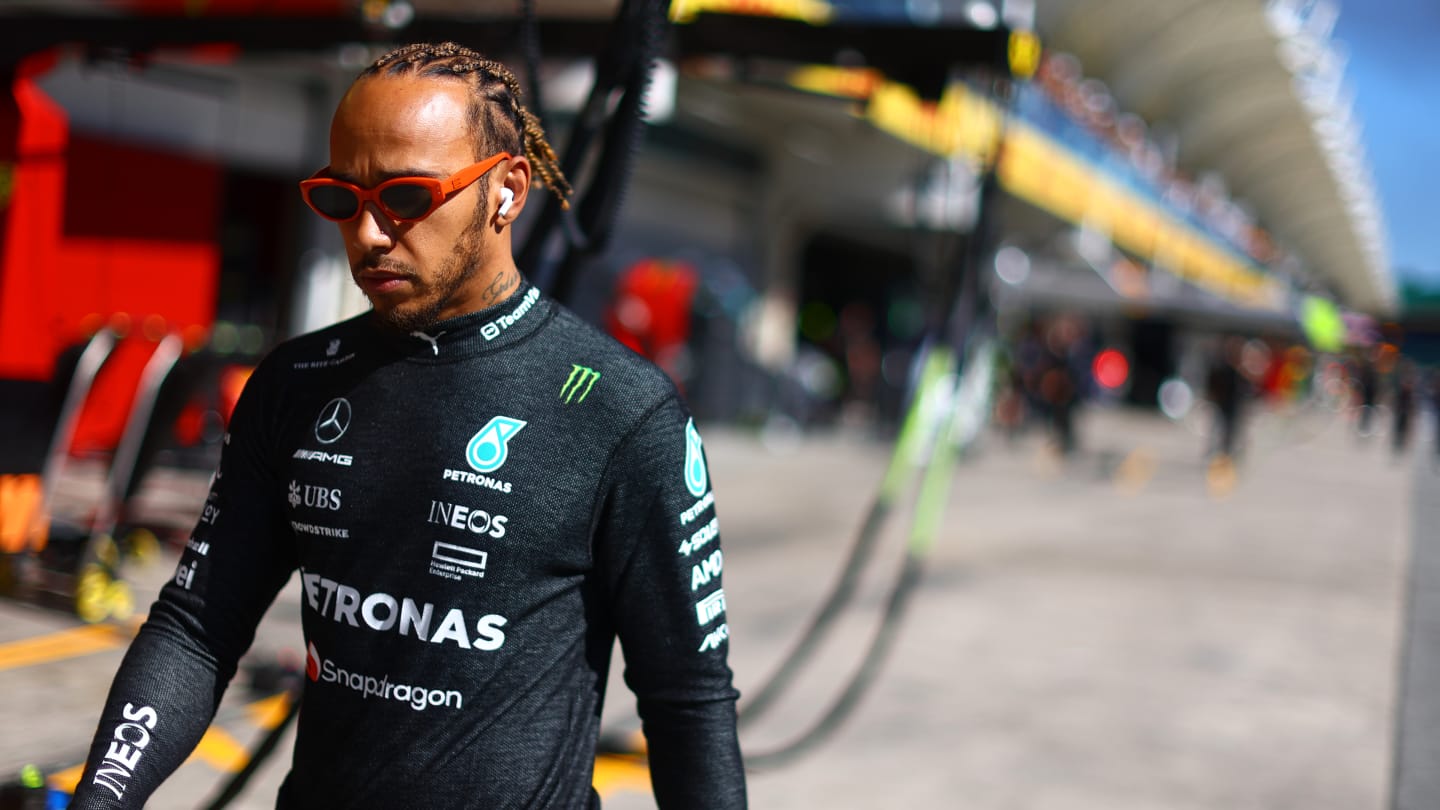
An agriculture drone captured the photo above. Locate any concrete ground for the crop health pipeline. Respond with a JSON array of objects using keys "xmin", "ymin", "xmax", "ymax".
[{"xmin": 0, "ymin": 400, "xmax": 1423, "ymax": 809}]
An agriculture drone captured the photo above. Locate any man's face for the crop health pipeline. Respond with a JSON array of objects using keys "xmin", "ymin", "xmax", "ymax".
[{"xmin": 327, "ymin": 75, "xmax": 504, "ymax": 332}]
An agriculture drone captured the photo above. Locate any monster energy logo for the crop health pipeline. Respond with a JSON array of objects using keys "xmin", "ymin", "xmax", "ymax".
[{"xmin": 561, "ymin": 365, "xmax": 601, "ymax": 404}]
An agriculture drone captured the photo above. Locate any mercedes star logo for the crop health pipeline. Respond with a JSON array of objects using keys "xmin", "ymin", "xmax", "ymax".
[{"xmin": 314, "ymin": 397, "xmax": 352, "ymax": 445}]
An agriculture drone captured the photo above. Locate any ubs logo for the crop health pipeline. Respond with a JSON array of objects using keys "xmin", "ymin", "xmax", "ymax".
[
  {"xmin": 290, "ymin": 480, "xmax": 342, "ymax": 511},
  {"xmin": 315, "ymin": 398, "xmax": 352, "ymax": 444}
]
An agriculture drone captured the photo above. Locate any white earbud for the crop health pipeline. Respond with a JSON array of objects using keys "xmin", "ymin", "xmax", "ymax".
[{"xmin": 497, "ymin": 187, "xmax": 515, "ymax": 217}]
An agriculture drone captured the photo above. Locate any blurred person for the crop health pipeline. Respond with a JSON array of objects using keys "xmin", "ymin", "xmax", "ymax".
[
  {"xmin": 1432, "ymin": 369, "xmax": 1440, "ymax": 469},
  {"xmin": 1038, "ymin": 317, "xmax": 1085, "ymax": 456},
  {"xmin": 1392, "ymin": 359, "xmax": 1417, "ymax": 456},
  {"xmin": 1205, "ymin": 336, "xmax": 1247, "ymax": 461},
  {"xmin": 70, "ymin": 42, "xmax": 745, "ymax": 809},
  {"xmin": 1355, "ymin": 347, "xmax": 1380, "ymax": 436},
  {"xmin": 837, "ymin": 301, "xmax": 881, "ymax": 424}
]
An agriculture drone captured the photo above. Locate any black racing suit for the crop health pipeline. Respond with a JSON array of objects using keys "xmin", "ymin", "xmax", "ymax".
[{"xmin": 71, "ymin": 282, "xmax": 746, "ymax": 809}]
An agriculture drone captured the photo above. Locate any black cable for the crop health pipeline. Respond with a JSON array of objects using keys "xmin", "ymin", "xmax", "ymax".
[
  {"xmin": 518, "ymin": 0, "xmax": 670, "ymax": 304},
  {"xmin": 735, "ymin": 75, "xmax": 1015, "ymax": 766},
  {"xmin": 202, "ymin": 689, "xmax": 302, "ymax": 810},
  {"xmin": 519, "ymin": 0, "xmax": 546, "ymax": 127},
  {"xmin": 736, "ymin": 499, "xmax": 891, "ymax": 726},
  {"xmin": 744, "ymin": 553, "xmax": 925, "ymax": 769}
]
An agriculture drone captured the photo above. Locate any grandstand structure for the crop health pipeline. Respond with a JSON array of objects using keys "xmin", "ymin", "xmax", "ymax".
[
  {"xmin": 1032, "ymin": 0, "xmax": 1392, "ymax": 315},
  {"xmin": 0, "ymin": 0, "xmax": 1395, "ymax": 426}
]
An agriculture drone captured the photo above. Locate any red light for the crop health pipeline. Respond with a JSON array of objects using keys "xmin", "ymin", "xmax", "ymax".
[{"xmin": 1093, "ymin": 349, "xmax": 1129, "ymax": 389}]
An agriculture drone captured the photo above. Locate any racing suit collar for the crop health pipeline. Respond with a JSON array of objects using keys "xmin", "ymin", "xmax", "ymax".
[{"xmin": 378, "ymin": 280, "xmax": 552, "ymax": 360}]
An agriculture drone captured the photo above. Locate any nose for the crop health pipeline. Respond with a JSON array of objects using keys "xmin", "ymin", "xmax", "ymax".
[{"xmin": 349, "ymin": 201, "xmax": 395, "ymax": 253}]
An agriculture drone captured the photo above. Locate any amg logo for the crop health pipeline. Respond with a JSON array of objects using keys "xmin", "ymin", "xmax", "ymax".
[
  {"xmin": 690, "ymin": 549, "xmax": 723, "ymax": 591},
  {"xmin": 696, "ymin": 588, "xmax": 726, "ymax": 626},
  {"xmin": 91, "ymin": 703, "xmax": 159, "ymax": 800},
  {"xmin": 293, "ymin": 448, "xmax": 354, "ymax": 466}
]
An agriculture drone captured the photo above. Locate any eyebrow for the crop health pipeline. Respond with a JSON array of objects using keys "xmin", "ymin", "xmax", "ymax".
[{"xmin": 326, "ymin": 167, "xmax": 446, "ymax": 184}]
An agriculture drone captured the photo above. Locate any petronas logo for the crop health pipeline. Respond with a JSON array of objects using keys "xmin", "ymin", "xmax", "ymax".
[
  {"xmin": 684, "ymin": 419, "xmax": 708, "ymax": 498},
  {"xmin": 561, "ymin": 365, "xmax": 601, "ymax": 404},
  {"xmin": 466, "ymin": 416, "xmax": 527, "ymax": 473}
]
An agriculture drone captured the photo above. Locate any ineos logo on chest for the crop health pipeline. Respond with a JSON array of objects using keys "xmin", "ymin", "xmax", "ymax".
[{"xmin": 315, "ymin": 398, "xmax": 352, "ymax": 444}]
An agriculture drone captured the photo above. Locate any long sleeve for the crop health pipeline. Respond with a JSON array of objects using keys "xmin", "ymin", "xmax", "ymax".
[
  {"xmin": 70, "ymin": 357, "xmax": 298, "ymax": 808},
  {"xmin": 598, "ymin": 398, "xmax": 747, "ymax": 809}
]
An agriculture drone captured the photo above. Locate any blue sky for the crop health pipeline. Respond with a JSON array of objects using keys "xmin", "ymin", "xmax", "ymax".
[{"xmin": 1333, "ymin": 0, "xmax": 1440, "ymax": 286}]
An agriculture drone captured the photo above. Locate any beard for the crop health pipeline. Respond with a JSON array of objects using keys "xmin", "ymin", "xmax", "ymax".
[{"xmin": 359, "ymin": 213, "xmax": 486, "ymax": 334}]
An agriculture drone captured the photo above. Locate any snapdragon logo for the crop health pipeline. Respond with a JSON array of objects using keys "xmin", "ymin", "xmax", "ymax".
[
  {"xmin": 306, "ymin": 642, "xmax": 463, "ymax": 712},
  {"xmin": 301, "ymin": 569, "xmax": 508, "ymax": 651}
]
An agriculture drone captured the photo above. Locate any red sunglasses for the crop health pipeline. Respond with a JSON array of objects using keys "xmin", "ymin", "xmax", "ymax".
[{"xmin": 299, "ymin": 152, "xmax": 511, "ymax": 223}]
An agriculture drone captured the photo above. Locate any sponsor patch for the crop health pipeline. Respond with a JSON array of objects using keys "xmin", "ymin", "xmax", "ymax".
[
  {"xmin": 90, "ymin": 703, "xmax": 159, "ymax": 800},
  {"xmin": 314, "ymin": 398, "xmax": 352, "ymax": 444},
  {"xmin": 696, "ymin": 588, "xmax": 727, "ymax": 626},
  {"xmin": 684, "ymin": 419, "xmax": 708, "ymax": 498},
  {"xmin": 465, "ymin": 416, "xmax": 526, "ymax": 474}
]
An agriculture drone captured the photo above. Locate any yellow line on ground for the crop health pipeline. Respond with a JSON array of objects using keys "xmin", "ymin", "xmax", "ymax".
[
  {"xmin": 245, "ymin": 691, "xmax": 293, "ymax": 730},
  {"xmin": 0, "ymin": 624, "xmax": 130, "ymax": 672},
  {"xmin": 593, "ymin": 754, "xmax": 651, "ymax": 797},
  {"xmin": 190, "ymin": 727, "xmax": 251, "ymax": 773}
]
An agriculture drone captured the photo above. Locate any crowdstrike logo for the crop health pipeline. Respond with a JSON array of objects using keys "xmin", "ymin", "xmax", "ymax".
[
  {"xmin": 684, "ymin": 419, "xmax": 708, "ymax": 498},
  {"xmin": 305, "ymin": 641, "xmax": 464, "ymax": 712},
  {"xmin": 466, "ymin": 416, "xmax": 526, "ymax": 473},
  {"xmin": 314, "ymin": 398, "xmax": 352, "ymax": 444}
]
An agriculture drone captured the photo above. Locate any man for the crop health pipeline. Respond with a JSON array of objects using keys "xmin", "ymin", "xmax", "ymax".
[{"xmin": 72, "ymin": 42, "xmax": 746, "ymax": 808}]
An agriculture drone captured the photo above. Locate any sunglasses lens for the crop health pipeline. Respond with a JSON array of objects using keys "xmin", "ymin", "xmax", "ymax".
[
  {"xmin": 379, "ymin": 183, "xmax": 435, "ymax": 220},
  {"xmin": 307, "ymin": 186, "xmax": 361, "ymax": 220}
]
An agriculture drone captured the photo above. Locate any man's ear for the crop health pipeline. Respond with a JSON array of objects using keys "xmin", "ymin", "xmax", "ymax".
[{"xmin": 494, "ymin": 156, "xmax": 531, "ymax": 227}]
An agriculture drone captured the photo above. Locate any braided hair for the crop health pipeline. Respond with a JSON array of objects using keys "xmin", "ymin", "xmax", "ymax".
[{"xmin": 361, "ymin": 42, "xmax": 572, "ymax": 209}]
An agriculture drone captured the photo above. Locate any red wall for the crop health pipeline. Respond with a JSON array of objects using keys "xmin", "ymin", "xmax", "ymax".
[{"xmin": 0, "ymin": 55, "xmax": 220, "ymax": 451}]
